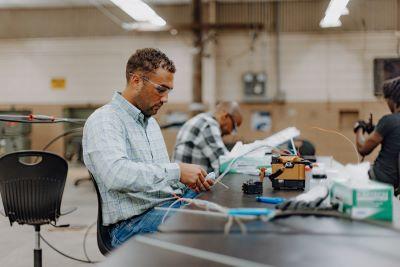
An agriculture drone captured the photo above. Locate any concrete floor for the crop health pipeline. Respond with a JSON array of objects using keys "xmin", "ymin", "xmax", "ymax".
[{"xmin": 0, "ymin": 165, "xmax": 105, "ymax": 266}]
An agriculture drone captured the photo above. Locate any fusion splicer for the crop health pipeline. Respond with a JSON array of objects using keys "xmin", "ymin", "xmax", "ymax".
[{"xmin": 269, "ymin": 155, "xmax": 312, "ymax": 190}]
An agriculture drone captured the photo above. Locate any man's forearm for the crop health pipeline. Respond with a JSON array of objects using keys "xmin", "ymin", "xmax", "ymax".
[
  {"xmin": 355, "ymin": 129, "xmax": 373, "ymax": 156},
  {"xmin": 355, "ymin": 129, "xmax": 365, "ymax": 151},
  {"xmin": 94, "ymin": 155, "xmax": 180, "ymax": 192}
]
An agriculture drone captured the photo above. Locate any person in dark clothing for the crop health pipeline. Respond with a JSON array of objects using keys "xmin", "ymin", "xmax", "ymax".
[{"xmin": 354, "ymin": 77, "xmax": 400, "ymax": 192}]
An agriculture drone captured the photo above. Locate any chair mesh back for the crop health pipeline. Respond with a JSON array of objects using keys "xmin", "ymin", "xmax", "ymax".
[{"xmin": 0, "ymin": 151, "xmax": 68, "ymax": 225}]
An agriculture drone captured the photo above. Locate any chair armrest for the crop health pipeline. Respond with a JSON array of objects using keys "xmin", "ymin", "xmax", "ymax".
[{"xmin": 60, "ymin": 206, "xmax": 77, "ymax": 216}]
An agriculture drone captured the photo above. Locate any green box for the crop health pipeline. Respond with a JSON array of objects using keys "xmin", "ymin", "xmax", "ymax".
[{"xmin": 330, "ymin": 179, "xmax": 393, "ymax": 221}]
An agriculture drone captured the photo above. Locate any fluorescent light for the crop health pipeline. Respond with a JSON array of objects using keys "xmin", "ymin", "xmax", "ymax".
[
  {"xmin": 341, "ymin": 7, "xmax": 349, "ymax": 16},
  {"xmin": 122, "ymin": 22, "xmax": 167, "ymax": 31},
  {"xmin": 109, "ymin": 0, "xmax": 166, "ymax": 27},
  {"xmin": 320, "ymin": 0, "xmax": 350, "ymax": 28}
]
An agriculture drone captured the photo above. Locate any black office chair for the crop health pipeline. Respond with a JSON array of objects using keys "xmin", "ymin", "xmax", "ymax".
[
  {"xmin": 0, "ymin": 151, "xmax": 68, "ymax": 267},
  {"xmin": 89, "ymin": 172, "xmax": 113, "ymax": 255}
]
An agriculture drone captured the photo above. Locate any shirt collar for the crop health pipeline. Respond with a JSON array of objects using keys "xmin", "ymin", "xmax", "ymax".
[
  {"xmin": 206, "ymin": 112, "xmax": 219, "ymax": 125},
  {"xmin": 111, "ymin": 92, "xmax": 148, "ymax": 125}
]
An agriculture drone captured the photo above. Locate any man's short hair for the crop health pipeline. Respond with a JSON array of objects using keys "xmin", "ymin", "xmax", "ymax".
[
  {"xmin": 126, "ymin": 48, "xmax": 176, "ymax": 83},
  {"xmin": 383, "ymin": 76, "xmax": 400, "ymax": 108}
]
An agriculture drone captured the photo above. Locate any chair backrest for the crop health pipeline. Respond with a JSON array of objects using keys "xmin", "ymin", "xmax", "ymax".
[
  {"xmin": 89, "ymin": 172, "xmax": 113, "ymax": 255},
  {"xmin": 0, "ymin": 150, "xmax": 68, "ymax": 225}
]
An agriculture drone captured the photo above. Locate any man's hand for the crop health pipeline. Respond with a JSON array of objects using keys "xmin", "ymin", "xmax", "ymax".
[
  {"xmin": 178, "ymin": 163, "xmax": 213, "ymax": 192},
  {"xmin": 353, "ymin": 120, "xmax": 367, "ymax": 134},
  {"xmin": 195, "ymin": 175, "xmax": 215, "ymax": 192},
  {"xmin": 365, "ymin": 122, "xmax": 375, "ymax": 134}
]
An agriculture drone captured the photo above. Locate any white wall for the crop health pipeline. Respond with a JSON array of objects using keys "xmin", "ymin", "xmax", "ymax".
[
  {"xmin": 0, "ymin": 35, "xmax": 193, "ymax": 104},
  {"xmin": 217, "ymin": 31, "xmax": 399, "ymax": 102},
  {"xmin": 0, "ymin": 31, "xmax": 398, "ymax": 104},
  {"xmin": 216, "ymin": 31, "xmax": 276, "ymax": 101}
]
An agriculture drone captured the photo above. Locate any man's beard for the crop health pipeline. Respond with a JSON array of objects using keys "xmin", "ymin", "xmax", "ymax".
[{"xmin": 144, "ymin": 103, "xmax": 163, "ymax": 116}]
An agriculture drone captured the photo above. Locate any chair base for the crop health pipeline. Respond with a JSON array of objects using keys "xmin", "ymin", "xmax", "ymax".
[
  {"xmin": 34, "ymin": 249, "xmax": 42, "ymax": 267},
  {"xmin": 34, "ymin": 225, "xmax": 42, "ymax": 267}
]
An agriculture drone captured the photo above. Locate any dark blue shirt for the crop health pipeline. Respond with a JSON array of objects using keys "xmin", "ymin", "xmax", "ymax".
[{"xmin": 373, "ymin": 113, "xmax": 400, "ymax": 187}]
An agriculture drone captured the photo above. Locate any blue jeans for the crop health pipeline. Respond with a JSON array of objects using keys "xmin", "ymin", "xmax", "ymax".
[{"xmin": 110, "ymin": 190, "xmax": 197, "ymax": 248}]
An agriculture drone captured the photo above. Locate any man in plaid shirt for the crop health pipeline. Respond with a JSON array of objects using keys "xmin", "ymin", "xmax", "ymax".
[
  {"xmin": 172, "ymin": 102, "xmax": 243, "ymax": 174},
  {"xmin": 83, "ymin": 48, "xmax": 214, "ymax": 248}
]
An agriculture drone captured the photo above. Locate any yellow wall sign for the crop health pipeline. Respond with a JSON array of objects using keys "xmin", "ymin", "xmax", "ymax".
[{"xmin": 51, "ymin": 78, "xmax": 66, "ymax": 90}]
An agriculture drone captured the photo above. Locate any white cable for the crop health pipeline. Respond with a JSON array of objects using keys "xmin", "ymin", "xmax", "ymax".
[
  {"xmin": 290, "ymin": 138, "xmax": 297, "ymax": 155},
  {"xmin": 161, "ymin": 198, "xmax": 182, "ymax": 224},
  {"xmin": 215, "ymin": 127, "xmax": 301, "ymax": 188},
  {"xmin": 216, "ymin": 180, "xmax": 229, "ymax": 189},
  {"xmin": 207, "ymin": 171, "xmax": 229, "ymax": 189},
  {"xmin": 180, "ymin": 197, "xmax": 229, "ymax": 213},
  {"xmin": 155, "ymin": 207, "xmax": 258, "ymax": 220},
  {"xmin": 235, "ymin": 217, "xmax": 248, "ymax": 235},
  {"xmin": 214, "ymin": 144, "xmax": 279, "ymax": 187},
  {"xmin": 161, "ymin": 196, "xmax": 229, "ymax": 224},
  {"xmin": 223, "ymin": 216, "xmax": 249, "ymax": 235},
  {"xmin": 224, "ymin": 216, "xmax": 234, "ymax": 235},
  {"xmin": 135, "ymin": 235, "xmax": 275, "ymax": 267},
  {"xmin": 156, "ymin": 207, "xmax": 227, "ymax": 218}
]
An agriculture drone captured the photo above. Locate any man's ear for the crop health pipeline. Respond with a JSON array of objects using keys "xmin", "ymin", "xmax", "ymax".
[
  {"xmin": 221, "ymin": 112, "xmax": 230, "ymax": 127},
  {"xmin": 129, "ymin": 73, "xmax": 141, "ymax": 87}
]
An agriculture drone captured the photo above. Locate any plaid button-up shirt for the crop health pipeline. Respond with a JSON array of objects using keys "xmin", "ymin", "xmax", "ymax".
[
  {"xmin": 83, "ymin": 92, "xmax": 185, "ymax": 225},
  {"xmin": 172, "ymin": 113, "xmax": 228, "ymax": 174}
]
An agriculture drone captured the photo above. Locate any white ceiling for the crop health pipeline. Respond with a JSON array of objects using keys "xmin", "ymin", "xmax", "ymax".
[{"xmin": 0, "ymin": 0, "xmax": 190, "ymax": 9}]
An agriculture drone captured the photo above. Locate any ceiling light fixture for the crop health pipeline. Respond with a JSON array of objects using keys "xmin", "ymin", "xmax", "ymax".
[
  {"xmin": 109, "ymin": 0, "xmax": 166, "ymax": 29},
  {"xmin": 320, "ymin": 0, "xmax": 350, "ymax": 28}
]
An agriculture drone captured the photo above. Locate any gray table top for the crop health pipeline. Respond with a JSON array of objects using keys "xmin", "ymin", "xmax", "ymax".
[
  {"xmin": 159, "ymin": 173, "xmax": 398, "ymax": 234},
  {"xmin": 99, "ymin": 171, "xmax": 400, "ymax": 267},
  {"xmin": 99, "ymin": 232, "xmax": 400, "ymax": 267}
]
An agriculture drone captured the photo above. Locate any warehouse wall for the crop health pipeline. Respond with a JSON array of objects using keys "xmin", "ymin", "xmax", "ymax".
[
  {"xmin": 1, "ymin": 31, "xmax": 397, "ymax": 104},
  {"xmin": 0, "ymin": 34, "xmax": 194, "ymax": 104},
  {"xmin": 216, "ymin": 31, "xmax": 398, "ymax": 102},
  {"xmin": 0, "ymin": 30, "xmax": 398, "ymax": 164}
]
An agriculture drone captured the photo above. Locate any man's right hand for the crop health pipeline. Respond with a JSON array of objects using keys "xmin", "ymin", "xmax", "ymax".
[{"xmin": 178, "ymin": 163, "xmax": 212, "ymax": 192}]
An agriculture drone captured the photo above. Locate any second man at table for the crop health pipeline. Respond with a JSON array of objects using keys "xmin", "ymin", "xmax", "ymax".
[{"xmin": 173, "ymin": 101, "xmax": 243, "ymax": 174}]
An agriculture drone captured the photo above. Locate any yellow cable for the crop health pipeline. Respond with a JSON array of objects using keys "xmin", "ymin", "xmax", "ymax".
[{"xmin": 311, "ymin": 126, "xmax": 360, "ymax": 163}]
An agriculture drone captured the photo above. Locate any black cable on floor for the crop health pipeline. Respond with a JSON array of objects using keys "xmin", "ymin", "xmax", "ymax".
[
  {"xmin": 41, "ymin": 127, "xmax": 83, "ymax": 151},
  {"xmin": 39, "ymin": 221, "xmax": 100, "ymax": 264},
  {"xmin": 83, "ymin": 221, "xmax": 97, "ymax": 262}
]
